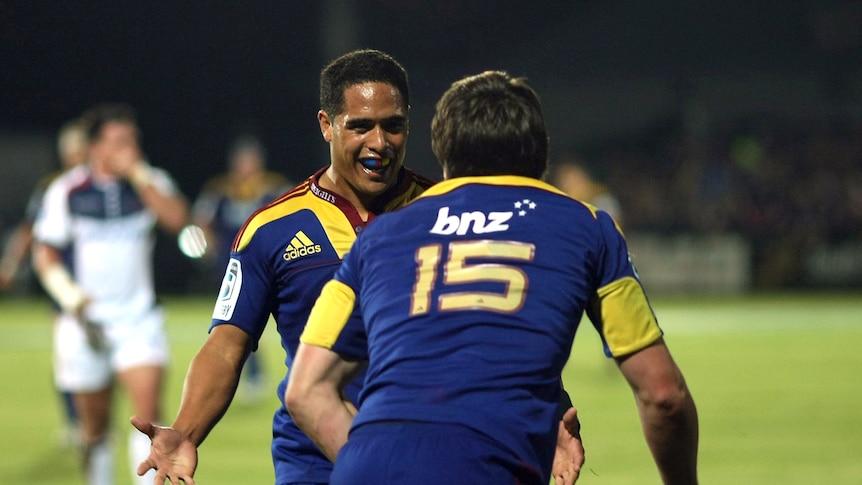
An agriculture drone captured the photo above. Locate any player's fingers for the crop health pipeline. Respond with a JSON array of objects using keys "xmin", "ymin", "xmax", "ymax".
[
  {"xmin": 154, "ymin": 469, "xmax": 168, "ymax": 485},
  {"xmin": 136, "ymin": 459, "xmax": 154, "ymax": 477},
  {"xmin": 130, "ymin": 415, "xmax": 156, "ymax": 438},
  {"xmin": 562, "ymin": 407, "xmax": 581, "ymax": 435},
  {"xmin": 554, "ymin": 470, "xmax": 573, "ymax": 485},
  {"xmin": 171, "ymin": 474, "xmax": 195, "ymax": 485}
]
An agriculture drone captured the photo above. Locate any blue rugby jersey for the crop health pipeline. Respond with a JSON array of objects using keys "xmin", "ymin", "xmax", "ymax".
[
  {"xmin": 302, "ymin": 175, "xmax": 663, "ymax": 483},
  {"xmin": 192, "ymin": 171, "xmax": 290, "ymax": 282},
  {"xmin": 209, "ymin": 166, "xmax": 432, "ymax": 484}
]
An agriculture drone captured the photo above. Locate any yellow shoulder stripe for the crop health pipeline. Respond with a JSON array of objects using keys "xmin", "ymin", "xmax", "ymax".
[
  {"xmin": 234, "ymin": 183, "xmax": 310, "ymax": 252},
  {"xmin": 300, "ymin": 279, "xmax": 357, "ymax": 349},
  {"xmin": 596, "ymin": 276, "xmax": 663, "ymax": 357}
]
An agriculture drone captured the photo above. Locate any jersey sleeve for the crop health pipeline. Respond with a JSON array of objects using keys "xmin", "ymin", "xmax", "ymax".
[
  {"xmin": 209, "ymin": 232, "xmax": 275, "ymax": 347},
  {"xmin": 150, "ymin": 166, "xmax": 181, "ymax": 197},
  {"xmin": 586, "ymin": 210, "xmax": 663, "ymax": 357},
  {"xmin": 300, "ymin": 243, "xmax": 368, "ymax": 360},
  {"xmin": 23, "ymin": 178, "xmax": 51, "ymax": 225},
  {"xmin": 32, "ymin": 176, "xmax": 72, "ymax": 249}
]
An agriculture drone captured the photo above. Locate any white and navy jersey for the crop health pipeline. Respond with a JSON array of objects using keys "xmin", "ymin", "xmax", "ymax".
[{"xmin": 33, "ymin": 164, "xmax": 180, "ymax": 322}]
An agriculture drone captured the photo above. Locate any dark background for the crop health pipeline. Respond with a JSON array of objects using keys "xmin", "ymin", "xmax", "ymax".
[
  {"xmin": 2, "ymin": 1, "xmax": 861, "ymax": 292},
  {"xmin": 4, "ymin": 1, "xmax": 859, "ymax": 183}
]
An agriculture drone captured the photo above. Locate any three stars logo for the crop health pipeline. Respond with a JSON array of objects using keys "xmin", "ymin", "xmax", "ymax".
[{"xmin": 513, "ymin": 199, "xmax": 537, "ymax": 217}]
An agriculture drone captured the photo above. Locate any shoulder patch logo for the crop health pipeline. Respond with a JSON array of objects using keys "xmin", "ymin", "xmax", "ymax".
[
  {"xmin": 213, "ymin": 258, "xmax": 242, "ymax": 321},
  {"xmin": 283, "ymin": 230, "xmax": 322, "ymax": 261}
]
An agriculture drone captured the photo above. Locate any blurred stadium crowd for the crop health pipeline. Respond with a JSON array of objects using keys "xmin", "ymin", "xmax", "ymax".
[
  {"xmin": 2, "ymin": 113, "xmax": 861, "ymax": 293},
  {"xmin": 577, "ymin": 114, "xmax": 862, "ymax": 288}
]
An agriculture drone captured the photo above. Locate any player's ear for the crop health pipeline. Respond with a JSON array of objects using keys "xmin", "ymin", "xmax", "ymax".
[{"xmin": 318, "ymin": 110, "xmax": 333, "ymax": 142}]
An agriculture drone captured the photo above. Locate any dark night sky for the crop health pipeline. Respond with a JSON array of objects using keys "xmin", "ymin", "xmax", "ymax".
[
  {"xmin": 2, "ymin": 1, "xmax": 859, "ymax": 292},
  {"xmin": 2, "ymin": 1, "xmax": 859, "ymax": 197}
]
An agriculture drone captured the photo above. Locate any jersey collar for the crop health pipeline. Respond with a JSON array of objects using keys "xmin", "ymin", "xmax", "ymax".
[
  {"xmin": 416, "ymin": 175, "xmax": 560, "ymax": 199},
  {"xmin": 308, "ymin": 166, "xmax": 414, "ymax": 232}
]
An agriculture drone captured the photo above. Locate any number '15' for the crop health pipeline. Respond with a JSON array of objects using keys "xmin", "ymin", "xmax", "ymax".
[{"xmin": 410, "ymin": 240, "xmax": 535, "ymax": 316}]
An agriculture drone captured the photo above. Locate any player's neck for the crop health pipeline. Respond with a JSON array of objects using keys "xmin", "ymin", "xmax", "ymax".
[{"xmin": 319, "ymin": 169, "xmax": 371, "ymax": 222}]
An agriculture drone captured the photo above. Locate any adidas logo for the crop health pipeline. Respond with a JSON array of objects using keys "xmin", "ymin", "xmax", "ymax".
[{"xmin": 283, "ymin": 231, "xmax": 323, "ymax": 261}]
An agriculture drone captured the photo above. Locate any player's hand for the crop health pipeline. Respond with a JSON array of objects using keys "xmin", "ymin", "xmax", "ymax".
[
  {"xmin": 552, "ymin": 407, "xmax": 584, "ymax": 485},
  {"xmin": 130, "ymin": 416, "xmax": 199, "ymax": 485},
  {"xmin": 109, "ymin": 144, "xmax": 143, "ymax": 178},
  {"xmin": 82, "ymin": 319, "xmax": 107, "ymax": 352}
]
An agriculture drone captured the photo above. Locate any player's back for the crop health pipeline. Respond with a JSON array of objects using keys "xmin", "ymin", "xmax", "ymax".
[{"xmin": 342, "ymin": 175, "xmax": 628, "ymax": 472}]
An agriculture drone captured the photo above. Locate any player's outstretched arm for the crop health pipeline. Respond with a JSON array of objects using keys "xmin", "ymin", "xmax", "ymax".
[
  {"xmin": 285, "ymin": 342, "xmax": 362, "ymax": 462},
  {"xmin": 130, "ymin": 416, "xmax": 198, "ymax": 485},
  {"xmin": 553, "ymin": 406, "xmax": 584, "ymax": 485},
  {"xmin": 131, "ymin": 324, "xmax": 251, "ymax": 484},
  {"xmin": 617, "ymin": 339, "xmax": 699, "ymax": 485}
]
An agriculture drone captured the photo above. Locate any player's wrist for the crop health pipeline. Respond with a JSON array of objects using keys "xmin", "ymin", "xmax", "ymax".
[
  {"xmin": 129, "ymin": 161, "xmax": 154, "ymax": 190},
  {"xmin": 555, "ymin": 388, "xmax": 574, "ymax": 422},
  {"xmin": 41, "ymin": 263, "xmax": 88, "ymax": 314}
]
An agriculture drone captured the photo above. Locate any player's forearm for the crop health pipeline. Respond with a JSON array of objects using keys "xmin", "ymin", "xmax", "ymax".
[
  {"xmin": 286, "ymin": 343, "xmax": 360, "ymax": 461},
  {"xmin": 139, "ymin": 187, "xmax": 190, "ymax": 234},
  {"xmin": 287, "ymin": 386, "xmax": 353, "ymax": 462},
  {"xmin": 172, "ymin": 342, "xmax": 244, "ymax": 446},
  {"xmin": 126, "ymin": 162, "xmax": 189, "ymax": 234},
  {"xmin": 617, "ymin": 341, "xmax": 699, "ymax": 483},
  {"xmin": 32, "ymin": 243, "xmax": 88, "ymax": 314},
  {"xmin": 637, "ymin": 387, "xmax": 699, "ymax": 484}
]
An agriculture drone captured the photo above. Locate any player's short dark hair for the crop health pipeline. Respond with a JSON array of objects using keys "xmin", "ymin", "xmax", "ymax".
[
  {"xmin": 320, "ymin": 49, "xmax": 410, "ymax": 116},
  {"xmin": 81, "ymin": 103, "xmax": 140, "ymax": 142},
  {"xmin": 431, "ymin": 70, "xmax": 548, "ymax": 179}
]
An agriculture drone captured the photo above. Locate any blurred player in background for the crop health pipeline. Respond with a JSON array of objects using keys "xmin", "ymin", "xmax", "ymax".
[
  {"xmin": 286, "ymin": 71, "xmax": 697, "ymax": 484},
  {"xmin": 32, "ymin": 103, "xmax": 189, "ymax": 485},
  {"xmin": 0, "ymin": 119, "xmax": 89, "ymax": 447},
  {"xmin": 1, "ymin": 120, "xmax": 89, "ymax": 289},
  {"xmin": 552, "ymin": 156, "xmax": 624, "ymax": 226},
  {"xmin": 191, "ymin": 134, "xmax": 291, "ymax": 402}
]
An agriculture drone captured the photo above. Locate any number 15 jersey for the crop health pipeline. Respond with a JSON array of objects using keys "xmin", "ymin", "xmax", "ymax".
[{"xmin": 302, "ymin": 175, "xmax": 663, "ymax": 481}]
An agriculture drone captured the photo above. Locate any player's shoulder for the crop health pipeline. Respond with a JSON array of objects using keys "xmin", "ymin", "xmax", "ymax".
[
  {"xmin": 148, "ymin": 164, "xmax": 181, "ymax": 189},
  {"xmin": 47, "ymin": 165, "xmax": 90, "ymax": 193},
  {"xmin": 410, "ymin": 175, "xmax": 609, "ymax": 230},
  {"xmin": 200, "ymin": 173, "xmax": 232, "ymax": 194},
  {"xmin": 380, "ymin": 167, "xmax": 437, "ymax": 212},
  {"xmin": 34, "ymin": 168, "xmax": 69, "ymax": 192},
  {"xmin": 232, "ymin": 179, "xmax": 325, "ymax": 251},
  {"xmin": 403, "ymin": 166, "xmax": 437, "ymax": 190}
]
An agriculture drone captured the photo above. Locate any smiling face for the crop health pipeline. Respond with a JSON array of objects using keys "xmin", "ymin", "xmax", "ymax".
[{"xmin": 318, "ymin": 81, "xmax": 408, "ymax": 212}]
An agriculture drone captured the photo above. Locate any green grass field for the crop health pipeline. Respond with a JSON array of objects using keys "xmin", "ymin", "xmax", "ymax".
[{"xmin": 1, "ymin": 292, "xmax": 860, "ymax": 484}]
